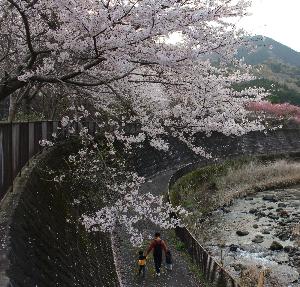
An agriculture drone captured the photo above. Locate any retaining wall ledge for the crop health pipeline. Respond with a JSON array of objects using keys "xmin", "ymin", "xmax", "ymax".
[{"xmin": 0, "ymin": 154, "xmax": 44, "ymax": 287}]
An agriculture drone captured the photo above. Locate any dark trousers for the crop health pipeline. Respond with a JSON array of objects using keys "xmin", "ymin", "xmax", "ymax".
[
  {"xmin": 154, "ymin": 255, "xmax": 162, "ymax": 274},
  {"xmin": 139, "ymin": 265, "xmax": 145, "ymax": 277}
]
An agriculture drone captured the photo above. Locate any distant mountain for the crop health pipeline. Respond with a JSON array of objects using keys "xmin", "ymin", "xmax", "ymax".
[
  {"xmin": 234, "ymin": 37, "xmax": 300, "ymax": 106},
  {"xmin": 238, "ymin": 36, "xmax": 300, "ymax": 67}
]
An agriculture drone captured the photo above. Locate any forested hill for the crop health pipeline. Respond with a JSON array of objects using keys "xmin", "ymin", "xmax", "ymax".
[
  {"xmin": 234, "ymin": 36, "xmax": 300, "ymax": 106},
  {"xmin": 238, "ymin": 36, "xmax": 300, "ymax": 67}
]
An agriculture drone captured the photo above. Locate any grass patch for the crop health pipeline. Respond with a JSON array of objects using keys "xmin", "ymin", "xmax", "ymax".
[
  {"xmin": 170, "ymin": 156, "xmax": 300, "ymax": 220},
  {"xmin": 175, "ymin": 241, "xmax": 186, "ymax": 251}
]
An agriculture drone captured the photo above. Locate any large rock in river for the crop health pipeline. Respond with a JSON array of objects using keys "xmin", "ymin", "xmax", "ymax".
[
  {"xmin": 270, "ymin": 241, "xmax": 283, "ymax": 251},
  {"xmin": 252, "ymin": 235, "xmax": 264, "ymax": 243},
  {"xmin": 236, "ymin": 230, "xmax": 249, "ymax": 236},
  {"xmin": 263, "ymin": 195, "xmax": 278, "ymax": 202}
]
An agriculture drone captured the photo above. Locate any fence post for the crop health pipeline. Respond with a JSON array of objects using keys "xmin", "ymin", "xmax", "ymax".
[
  {"xmin": 46, "ymin": 121, "xmax": 53, "ymax": 139},
  {"xmin": 53, "ymin": 121, "xmax": 58, "ymax": 136},
  {"xmin": 10, "ymin": 122, "xmax": 13, "ymax": 190},
  {"xmin": 42, "ymin": 121, "xmax": 47, "ymax": 140},
  {"xmin": 206, "ymin": 256, "xmax": 212, "ymax": 282},
  {"xmin": 19, "ymin": 123, "xmax": 29, "ymax": 174},
  {"xmin": 29, "ymin": 122, "xmax": 35, "ymax": 158},
  {"xmin": 33, "ymin": 122, "xmax": 42, "ymax": 154},
  {"xmin": 0, "ymin": 127, "xmax": 3, "ymax": 199},
  {"xmin": 11, "ymin": 123, "xmax": 16, "ymax": 178},
  {"xmin": 216, "ymin": 268, "xmax": 227, "ymax": 287},
  {"xmin": 210, "ymin": 262, "xmax": 218, "ymax": 283}
]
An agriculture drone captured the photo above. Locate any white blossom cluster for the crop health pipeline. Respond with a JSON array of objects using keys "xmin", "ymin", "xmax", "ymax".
[
  {"xmin": 39, "ymin": 139, "xmax": 54, "ymax": 147},
  {"xmin": 1, "ymin": 0, "xmax": 267, "ymax": 151},
  {"xmin": 3, "ymin": 0, "xmax": 270, "ymax": 244},
  {"xmin": 82, "ymin": 175, "xmax": 188, "ymax": 246},
  {"xmin": 53, "ymin": 115, "xmax": 189, "ymax": 246}
]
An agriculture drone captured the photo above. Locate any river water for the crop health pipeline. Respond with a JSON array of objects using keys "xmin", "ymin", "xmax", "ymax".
[{"xmin": 192, "ymin": 186, "xmax": 300, "ymax": 286}]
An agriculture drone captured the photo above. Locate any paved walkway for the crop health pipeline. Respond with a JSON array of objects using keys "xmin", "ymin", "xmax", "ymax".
[{"xmin": 112, "ymin": 169, "xmax": 204, "ymax": 287}]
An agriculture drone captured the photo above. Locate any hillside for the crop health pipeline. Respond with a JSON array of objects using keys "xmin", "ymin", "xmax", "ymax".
[
  {"xmin": 238, "ymin": 36, "xmax": 300, "ymax": 67},
  {"xmin": 236, "ymin": 36, "xmax": 300, "ymax": 106}
]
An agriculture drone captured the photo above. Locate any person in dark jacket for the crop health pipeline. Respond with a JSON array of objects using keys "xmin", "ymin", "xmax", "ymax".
[{"xmin": 145, "ymin": 232, "xmax": 167, "ymax": 276}]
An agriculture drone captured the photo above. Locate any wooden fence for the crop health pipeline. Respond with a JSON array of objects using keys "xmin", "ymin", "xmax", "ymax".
[
  {"xmin": 0, "ymin": 121, "xmax": 58, "ymax": 200},
  {"xmin": 0, "ymin": 121, "xmax": 104, "ymax": 201},
  {"xmin": 175, "ymin": 226, "xmax": 240, "ymax": 287},
  {"xmin": 0, "ymin": 120, "xmax": 142, "ymax": 201}
]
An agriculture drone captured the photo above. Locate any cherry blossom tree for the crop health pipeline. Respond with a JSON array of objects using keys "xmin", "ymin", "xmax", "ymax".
[
  {"xmin": 247, "ymin": 101, "xmax": 300, "ymax": 123},
  {"xmin": 2, "ymin": 1, "xmax": 259, "ymax": 111},
  {"xmin": 2, "ymin": 0, "xmax": 270, "ymax": 244}
]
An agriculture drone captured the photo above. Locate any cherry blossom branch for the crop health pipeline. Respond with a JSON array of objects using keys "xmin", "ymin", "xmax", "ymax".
[
  {"xmin": 6, "ymin": 0, "xmax": 36, "ymax": 68},
  {"xmin": 128, "ymin": 79, "xmax": 184, "ymax": 86}
]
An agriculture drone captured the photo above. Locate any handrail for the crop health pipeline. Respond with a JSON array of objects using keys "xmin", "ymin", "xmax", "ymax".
[{"xmin": 167, "ymin": 161, "xmax": 241, "ymax": 287}]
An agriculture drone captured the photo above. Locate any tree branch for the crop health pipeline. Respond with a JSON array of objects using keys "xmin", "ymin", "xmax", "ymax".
[
  {"xmin": 128, "ymin": 79, "xmax": 184, "ymax": 86},
  {"xmin": 7, "ymin": 0, "xmax": 37, "ymax": 68}
]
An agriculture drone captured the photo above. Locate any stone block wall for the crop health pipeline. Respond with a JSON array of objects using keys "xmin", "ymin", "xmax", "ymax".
[
  {"xmin": 133, "ymin": 128, "xmax": 300, "ymax": 176},
  {"xmin": 0, "ymin": 146, "xmax": 118, "ymax": 287}
]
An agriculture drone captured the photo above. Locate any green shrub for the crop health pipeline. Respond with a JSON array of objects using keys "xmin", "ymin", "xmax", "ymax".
[{"xmin": 175, "ymin": 241, "xmax": 186, "ymax": 251}]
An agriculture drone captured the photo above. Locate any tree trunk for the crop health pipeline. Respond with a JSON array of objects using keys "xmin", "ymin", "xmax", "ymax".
[{"xmin": 8, "ymin": 94, "xmax": 18, "ymax": 122}]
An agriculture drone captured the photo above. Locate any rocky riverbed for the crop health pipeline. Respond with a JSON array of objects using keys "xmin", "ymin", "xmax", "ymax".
[{"xmin": 193, "ymin": 186, "xmax": 300, "ymax": 286}]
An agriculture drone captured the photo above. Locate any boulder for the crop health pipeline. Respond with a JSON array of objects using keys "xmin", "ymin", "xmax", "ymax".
[
  {"xmin": 231, "ymin": 263, "xmax": 247, "ymax": 272},
  {"xmin": 236, "ymin": 230, "xmax": 249, "ymax": 236},
  {"xmin": 278, "ymin": 233, "xmax": 290, "ymax": 241},
  {"xmin": 249, "ymin": 208, "xmax": 258, "ymax": 214},
  {"xmin": 279, "ymin": 210, "xmax": 289, "ymax": 218},
  {"xmin": 263, "ymin": 195, "xmax": 278, "ymax": 202},
  {"xmin": 229, "ymin": 244, "xmax": 239, "ymax": 252},
  {"xmin": 257, "ymin": 211, "xmax": 266, "ymax": 218},
  {"xmin": 284, "ymin": 246, "xmax": 295, "ymax": 253},
  {"xmin": 268, "ymin": 213, "xmax": 279, "ymax": 220},
  {"xmin": 252, "ymin": 235, "xmax": 264, "ymax": 244},
  {"xmin": 270, "ymin": 241, "xmax": 283, "ymax": 251}
]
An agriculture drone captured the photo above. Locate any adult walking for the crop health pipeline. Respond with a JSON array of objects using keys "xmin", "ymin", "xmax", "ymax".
[{"xmin": 145, "ymin": 232, "xmax": 168, "ymax": 276}]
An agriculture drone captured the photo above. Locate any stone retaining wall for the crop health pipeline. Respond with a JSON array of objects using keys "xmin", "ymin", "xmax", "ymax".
[
  {"xmin": 134, "ymin": 128, "xmax": 300, "ymax": 176},
  {"xmin": 0, "ymin": 146, "xmax": 118, "ymax": 287}
]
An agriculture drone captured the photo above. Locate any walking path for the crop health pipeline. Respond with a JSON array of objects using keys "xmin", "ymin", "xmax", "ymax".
[{"xmin": 112, "ymin": 169, "xmax": 204, "ymax": 287}]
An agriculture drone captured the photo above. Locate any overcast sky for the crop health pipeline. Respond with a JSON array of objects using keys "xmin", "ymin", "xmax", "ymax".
[{"xmin": 239, "ymin": 0, "xmax": 300, "ymax": 52}]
